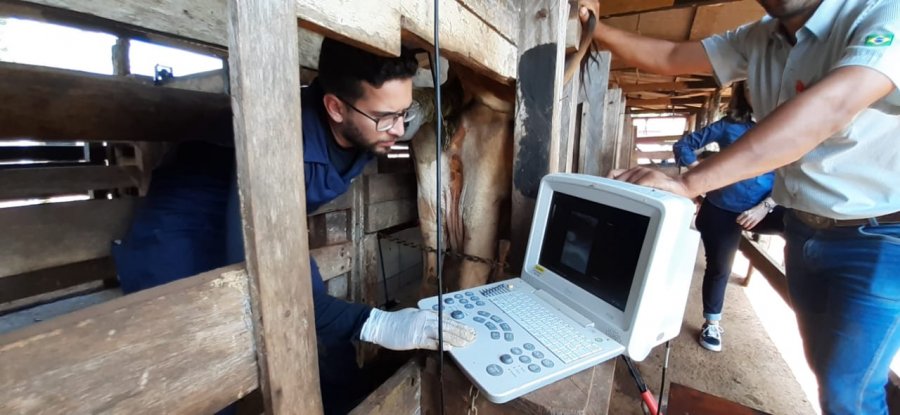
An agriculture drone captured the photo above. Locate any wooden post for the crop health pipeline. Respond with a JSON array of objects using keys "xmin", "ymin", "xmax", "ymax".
[
  {"xmin": 617, "ymin": 114, "xmax": 635, "ymax": 169},
  {"xmin": 577, "ymin": 51, "xmax": 611, "ymax": 176},
  {"xmin": 227, "ymin": 0, "xmax": 323, "ymax": 413},
  {"xmin": 599, "ymin": 88, "xmax": 623, "ymax": 175},
  {"xmin": 558, "ymin": 73, "xmax": 580, "ymax": 173},
  {"xmin": 112, "ymin": 36, "xmax": 130, "ymax": 76},
  {"xmin": 511, "ymin": 0, "xmax": 568, "ymax": 269}
]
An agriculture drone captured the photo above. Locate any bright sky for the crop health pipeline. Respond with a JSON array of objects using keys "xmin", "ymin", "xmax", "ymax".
[{"xmin": 0, "ymin": 17, "xmax": 222, "ymax": 76}]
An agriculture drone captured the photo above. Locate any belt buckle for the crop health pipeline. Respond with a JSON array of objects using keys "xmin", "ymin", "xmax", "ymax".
[{"xmin": 797, "ymin": 211, "xmax": 834, "ymax": 229}]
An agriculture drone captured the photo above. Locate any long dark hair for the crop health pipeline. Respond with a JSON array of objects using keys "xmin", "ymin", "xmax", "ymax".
[{"xmin": 726, "ymin": 81, "xmax": 753, "ymax": 123}]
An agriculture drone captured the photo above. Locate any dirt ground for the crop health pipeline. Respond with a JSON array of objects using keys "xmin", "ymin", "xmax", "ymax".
[{"xmin": 606, "ymin": 251, "xmax": 818, "ymax": 415}]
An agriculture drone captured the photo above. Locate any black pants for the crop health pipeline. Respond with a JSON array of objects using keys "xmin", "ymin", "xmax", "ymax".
[{"xmin": 695, "ymin": 199, "xmax": 785, "ymax": 320}]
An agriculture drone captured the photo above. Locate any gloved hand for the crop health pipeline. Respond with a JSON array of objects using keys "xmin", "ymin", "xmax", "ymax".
[{"xmin": 360, "ymin": 308, "xmax": 477, "ymax": 351}]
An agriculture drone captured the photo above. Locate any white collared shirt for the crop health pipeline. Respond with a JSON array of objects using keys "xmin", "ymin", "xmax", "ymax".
[{"xmin": 702, "ymin": 0, "xmax": 900, "ymax": 219}]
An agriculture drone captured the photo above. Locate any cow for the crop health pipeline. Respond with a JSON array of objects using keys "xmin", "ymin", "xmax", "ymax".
[
  {"xmin": 410, "ymin": 13, "xmax": 596, "ymax": 295},
  {"xmin": 411, "ymin": 66, "xmax": 514, "ymax": 295}
]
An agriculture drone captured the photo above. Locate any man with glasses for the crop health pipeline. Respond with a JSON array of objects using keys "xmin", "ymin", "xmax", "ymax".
[{"xmin": 112, "ymin": 38, "xmax": 474, "ymax": 414}]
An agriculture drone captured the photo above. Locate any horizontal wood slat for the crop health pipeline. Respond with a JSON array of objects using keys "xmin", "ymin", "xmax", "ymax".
[
  {"xmin": 0, "ymin": 257, "xmax": 116, "ymax": 305},
  {"xmin": 311, "ymin": 242, "xmax": 353, "ymax": 282},
  {"xmin": 0, "ymin": 266, "xmax": 259, "ymax": 415},
  {"xmin": 0, "ymin": 198, "xmax": 136, "ymax": 278},
  {"xmin": 0, "ymin": 166, "xmax": 140, "ymax": 201}
]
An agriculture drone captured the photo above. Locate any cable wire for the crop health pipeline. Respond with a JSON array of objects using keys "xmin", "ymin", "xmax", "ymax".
[{"xmin": 432, "ymin": 0, "xmax": 445, "ymax": 413}]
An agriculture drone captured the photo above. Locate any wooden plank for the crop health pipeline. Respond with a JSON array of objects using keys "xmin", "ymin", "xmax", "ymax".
[
  {"xmin": 0, "ymin": 166, "xmax": 140, "ymax": 201},
  {"xmin": 578, "ymin": 51, "xmax": 612, "ymax": 176},
  {"xmin": 0, "ymin": 62, "xmax": 231, "ymax": 142},
  {"xmin": 349, "ymin": 359, "xmax": 421, "ymax": 415},
  {"xmin": 689, "ymin": 0, "xmax": 765, "ymax": 40},
  {"xmin": 0, "ymin": 198, "xmax": 135, "ymax": 278},
  {"xmin": 558, "ymin": 74, "xmax": 581, "ymax": 172},
  {"xmin": 365, "ymin": 173, "xmax": 416, "ymax": 204},
  {"xmin": 636, "ymin": 134, "xmax": 683, "ymax": 144},
  {"xmin": 636, "ymin": 150, "xmax": 676, "ymax": 160},
  {"xmin": 0, "ymin": 257, "xmax": 115, "ymax": 305},
  {"xmin": 618, "ymin": 79, "xmax": 719, "ymax": 93},
  {"xmin": 309, "ymin": 189, "xmax": 353, "ymax": 215},
  {"xmin": 295, "ymin": 0, "xmax": 400, "ymax": 58},
  {"xmin": 617, "ymin": 114, "xmax": 635, "ymax": 169},
  {"xmin": 511, "ymin": 0, "xmax": 568, "ymax": 268},
  {"xmin": 396, "ymin": 1, "xmax": 517, "ymax": 83},
  {"xmin": 0, "ymin": 266, "xmax": 258, "ymax": 414},
  {"xmin": 598, "ymin": 88, "xmax": 623, "ymax": 176},
  {"xmin": 599, "ymin": 0, "xmax": 673, "ymax": 16},
  {"xmin": 628, "ymin": 96, "xmax": 709, "ymax": 107},
  {"xmin": 311, "ymin": 242, "xmax": 353, "ymax": 282},
  {"xmin": 227, "ymin": 0, "xmax": 321, "ymax": 413},
  {"xmin": 6, "ymin": 0, "xmax": 228, "ymax": 52},
  {"xmin": 365, "ymin": 199, "xmax": 418, "ymax": 233},
  {"xmin": 15, "ymin": 0, "xmax": 515, "ymax": 81},
  {"xmin": 599, "ymin": 0, "xmax": 741, "ymax": 17},
  {"xmin": 456, "ymin": 0, "xmax": 519, "ymax": 45},
  {"xmin": 738, "ymin": 235, "xmax": 789, "ymax": 305},
  {"xmin": 667, "ymin": 382, "xmax": 772, "ymax": 415}
]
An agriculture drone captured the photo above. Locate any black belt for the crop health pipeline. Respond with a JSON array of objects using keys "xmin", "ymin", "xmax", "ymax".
[{"xmin": 793, "ymin": 210, "xmax": 900, "ymax": 229}]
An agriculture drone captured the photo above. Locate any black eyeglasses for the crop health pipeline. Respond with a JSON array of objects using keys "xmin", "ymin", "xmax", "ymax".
[{"xmin": 337, "ymin": 97, "xmax": 420, "ymax": 132}]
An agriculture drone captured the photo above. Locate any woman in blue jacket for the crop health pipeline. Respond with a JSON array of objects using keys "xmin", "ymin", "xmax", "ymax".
[{"xmin": 673, "ymin": 82, "xmax": 784, "ymax": 352}]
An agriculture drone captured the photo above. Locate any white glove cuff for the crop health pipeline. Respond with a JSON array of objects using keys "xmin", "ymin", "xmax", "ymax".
[{"xmin": 359, "ymin": 308, "xmax": 386, "ymax": 344}]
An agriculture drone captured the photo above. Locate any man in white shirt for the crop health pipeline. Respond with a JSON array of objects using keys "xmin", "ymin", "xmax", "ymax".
[{"xmin": 577, "ymin": 1, "xmax": 900, "ymax": 413}]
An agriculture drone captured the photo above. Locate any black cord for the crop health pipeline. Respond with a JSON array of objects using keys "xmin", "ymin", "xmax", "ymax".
[
  {"xmin": 375, "ymin": 234, "xmax": 397, "ymax": 309},
  {"xmin": 432, "ymin": 0, "xmax": 445, "ymax": 413},
  {"xmin": 659, "ymin": 340, "xmax": 671, "ymax": 413}
]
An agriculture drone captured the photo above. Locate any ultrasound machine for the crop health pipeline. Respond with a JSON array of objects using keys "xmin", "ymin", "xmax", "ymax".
[{"xmin": 418, "ymin": 173, "xmax": 700, "ymax": 403}]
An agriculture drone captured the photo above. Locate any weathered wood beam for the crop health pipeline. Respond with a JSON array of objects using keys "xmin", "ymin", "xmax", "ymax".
[
  {"xmin": 0, "ymin": 62, "xmax": 231, "ymax": 142},
  {"xmin": 0, "ymin": 266, "xmax": 258, "ymax": 415},
  {"xmin": 366, "ymin": 199, "xmax": 418, "ymax": 233},
  {"xmin": 619, "ymin": 78, "xmax": 719, "ymax": 93},
  {"xmin": 636, "ymin": 134, "xmax": 684, "ymax": 144},
  {"xmin": 227, "ymin": 0, "xmax": 321, "ymax": 412},
  {"xmin": 0, "ymin": 257, "xmax": 115, "ymax": 305},
  {"xmin": 0, "ymin": 166, "xmax": 140, "ymax": 201},
  {"xmin": 738, "ymin": 235, "xmax": 790, "ymax": 305},
  {"xmin": 635, "ymin": 150, "xmax": 676, "ymax": 160},
  {"xmin": 511, "ymin": 0, "xmax": 569, "ymax": 268},
  {"xmin": 457, "ymin": 0, "xmax": 520, "ymax": 45},
  {"xmin": 601, "ymin": 88, "xmax": 625, "ymax": 174},
  {"xmin": 628, "ymin": 96, "xmax": 709, "ymax": 106},
  {"xmin": 349, "ymin": 360, "xmax": 422, "ymax": 415},
  {"xmin": 311, "ymin": 242, "xmax": 353, "ymax": 282},
  {"xmin": 599, "ymin": 0, "xmax": 742, "ymax": 18},
  {"xmin": 578, "ymin": 52, "xmax": 612, "ymax": 176},
  {"xmin": 0, "ymin": 198, "xmax": 135, "ymax": 278},
  {"xmin": 14, "ymin": 0, "xmax": 518, "ymax": 82}
]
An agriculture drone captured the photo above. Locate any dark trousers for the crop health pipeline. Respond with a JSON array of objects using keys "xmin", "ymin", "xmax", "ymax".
[{"xmin": 695, "ymin": 199, "xmax": 785, "ymax": 320}]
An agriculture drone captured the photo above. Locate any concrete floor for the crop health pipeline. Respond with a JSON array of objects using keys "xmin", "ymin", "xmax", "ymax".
[{"xmin": 607, "ymin": 249, "xmax": 819, "ymax": 415}]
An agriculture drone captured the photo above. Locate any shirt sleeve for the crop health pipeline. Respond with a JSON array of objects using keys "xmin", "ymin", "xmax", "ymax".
[
  {"xmin": 311, "ymin": 256, "xmax": 374, "ymax": 345},
  {"xmin": 833, "ymin": 1, "xmax": 900, "ymax": 102},
  {"xmin": 701, "ymin": 21, "xmax": 760, "ymax": 86},
  {"xmin": 672, "ymin": 119, "xmax": 728, "ymax": 166}
]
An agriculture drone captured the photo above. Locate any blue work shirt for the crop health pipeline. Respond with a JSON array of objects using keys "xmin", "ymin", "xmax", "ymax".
[
  {"xmin": 673, "ymin": 118, "xmax": 775, "ymax": 213},
  {"xmin": 113, "ymin": 79, "xmax": 376, "ymax": 355}
]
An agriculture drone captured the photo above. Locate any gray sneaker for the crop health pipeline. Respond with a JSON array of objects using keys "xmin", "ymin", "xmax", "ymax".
[{"xmin": 699, "ymin": 323, "xmax": 723, "ymax": 352}]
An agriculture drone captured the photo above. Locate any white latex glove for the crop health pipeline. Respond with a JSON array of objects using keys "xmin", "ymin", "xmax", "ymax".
[{"xmin": 359, "ymin": 308, "xmax": 477, "ymax": 351}]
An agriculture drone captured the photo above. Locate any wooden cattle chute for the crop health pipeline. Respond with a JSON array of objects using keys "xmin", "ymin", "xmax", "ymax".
[{"xmin": 0, "ymin": 1, "xmax": 677, "ymax": 413}]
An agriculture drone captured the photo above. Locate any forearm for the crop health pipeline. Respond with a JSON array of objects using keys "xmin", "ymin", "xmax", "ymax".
[
  {"xmin": 592, "ymin": 21, "xmax": 712, "ymax": 76},
  {"xmin": 680, "ymin": 67, "xmax": 895, "ymax": 198}
]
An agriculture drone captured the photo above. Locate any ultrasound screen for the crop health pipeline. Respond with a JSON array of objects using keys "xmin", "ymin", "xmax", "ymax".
[{"xmin": 539, "ymin": 192, "xmax": 650, "ymax": 311}]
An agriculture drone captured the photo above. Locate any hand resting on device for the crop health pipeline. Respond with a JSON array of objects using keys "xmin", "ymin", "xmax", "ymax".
[{"xmin": 360, "ymin": 308, "xmax": 477, "ymax": 351}]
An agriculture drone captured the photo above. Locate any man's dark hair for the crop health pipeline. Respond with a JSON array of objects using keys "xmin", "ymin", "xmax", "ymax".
[
  {"xmin": 317, "ymin": 38, "xmax": 419, "ymax": 102},
  {"xmin": 726, "ymin": 81, "xmax": 753, "ymax": 123}
]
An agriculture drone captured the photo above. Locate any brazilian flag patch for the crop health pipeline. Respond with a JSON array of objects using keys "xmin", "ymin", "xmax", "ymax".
[{"xmin": 864, "ymin": 33, "xmax": 894, "ymax": 47}]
